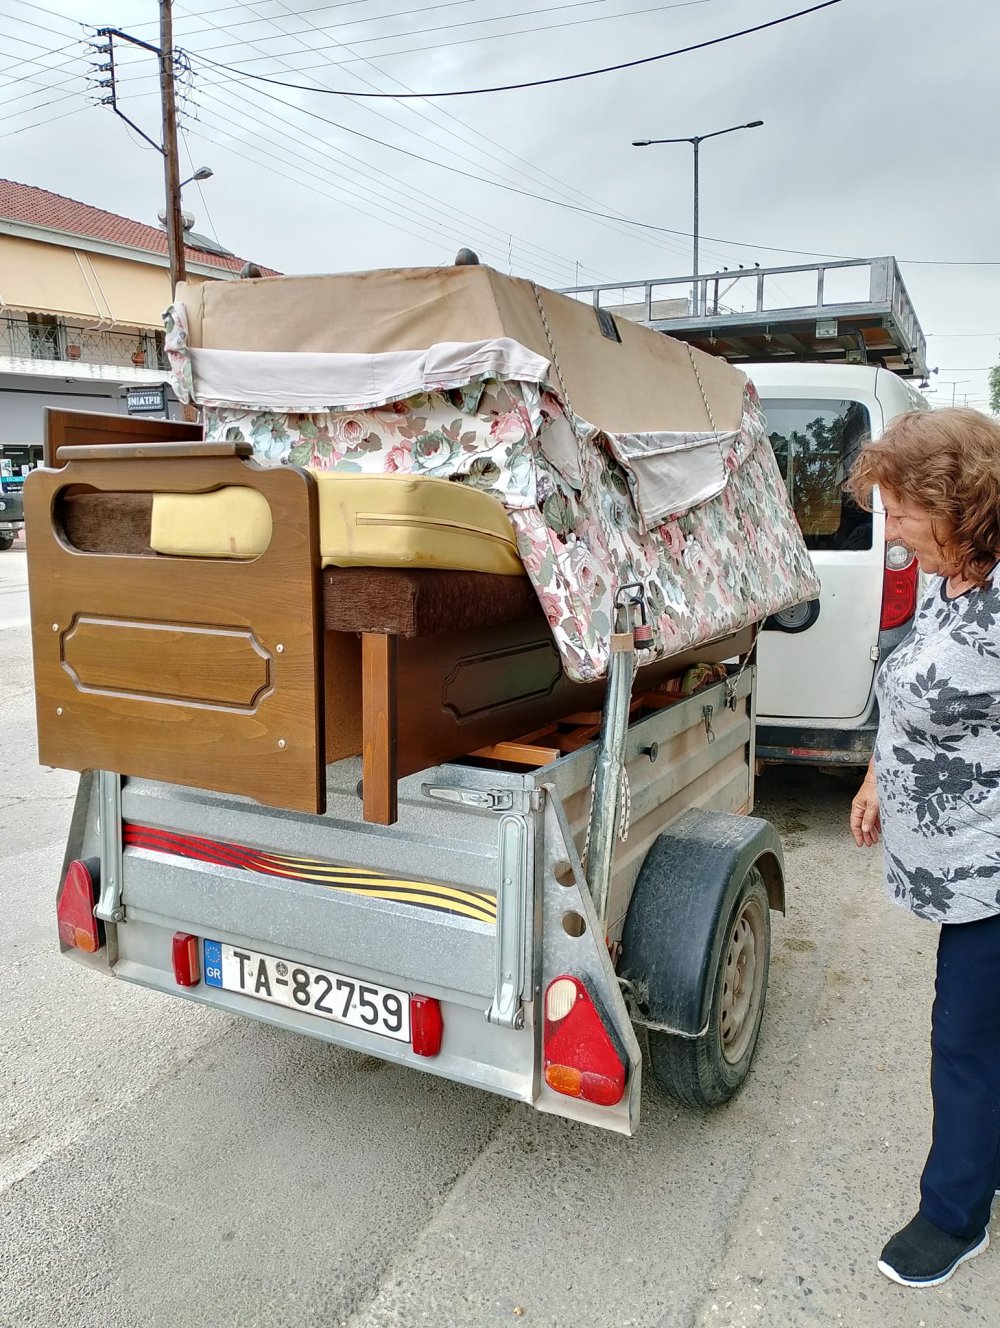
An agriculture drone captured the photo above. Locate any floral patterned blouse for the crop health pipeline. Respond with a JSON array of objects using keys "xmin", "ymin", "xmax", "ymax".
[{"xmin": 875, "ymin": 569, "xmax": 1000, "ymax": 923}]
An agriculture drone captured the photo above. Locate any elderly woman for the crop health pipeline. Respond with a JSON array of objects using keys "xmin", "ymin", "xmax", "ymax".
[{"xmin": 848, "ymin": 407, "xmax": 1000, "ymax": 1288}]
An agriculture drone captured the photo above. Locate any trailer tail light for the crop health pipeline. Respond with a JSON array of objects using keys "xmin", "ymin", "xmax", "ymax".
[
  {"xmin": 172, "ymin": 933, "xmax": 201, "ymax": 987},
  {"xmin": 56, "ymin": 858, "xmax": 103, "ymax": 953},
  {"xmin": 881, "ymin": 543, "xmax": 919, "ymax": 631},
  {"xmin": 410, "ymin": 995, "xmax": 443, "ymax": 1057},
  {"xmin": 543, "ymin": 976, "xmax": 626, "ymax": 1107}
]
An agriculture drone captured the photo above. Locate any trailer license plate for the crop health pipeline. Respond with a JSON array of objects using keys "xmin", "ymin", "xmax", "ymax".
[{"xmin": 203, "ymin": 940, "xmax": 410, "ymax": 1042}]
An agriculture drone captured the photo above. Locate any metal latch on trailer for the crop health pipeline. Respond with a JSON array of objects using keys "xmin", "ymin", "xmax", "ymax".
[
  {"xmin": 485, "ymin": 815, "xmax": 530, "ymax": 1030},
  {"xmin": 95, "ymin": 770, "xmax": 125, "ymax": 923},
  {"xmin": 421, "ymin": 784, "xmax": 545, "ymax": 813}
]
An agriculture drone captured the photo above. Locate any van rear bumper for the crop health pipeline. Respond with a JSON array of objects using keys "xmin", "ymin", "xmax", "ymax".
[{"xmin": 755, "ymin": 721, "xmax": 876, "ymax": 767}]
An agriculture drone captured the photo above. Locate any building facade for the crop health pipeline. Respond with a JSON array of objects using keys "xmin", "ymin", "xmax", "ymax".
[{"xmin": 0, "ymin": 180, "xmax": 273, "ymax": 469}]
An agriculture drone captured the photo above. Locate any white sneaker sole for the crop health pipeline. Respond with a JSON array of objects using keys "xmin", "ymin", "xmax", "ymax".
[{"xmin": 877, "ymin": 1230, "xmax": 990, "ymax": 1289}]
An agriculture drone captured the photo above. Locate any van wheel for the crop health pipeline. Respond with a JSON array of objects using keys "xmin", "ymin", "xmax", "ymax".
[
  {"xmin": 0, "ymin": 534, "xmax": 14, "ymax": 551},
  {"xmin": 647, "ymin": 867, "xmax": 770, "ymax": 1108}
]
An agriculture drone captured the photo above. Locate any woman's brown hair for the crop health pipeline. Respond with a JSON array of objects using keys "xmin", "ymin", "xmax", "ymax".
[{"xmin": 845, "ymin": 407, "xmax": 1000, "ymax": 587}]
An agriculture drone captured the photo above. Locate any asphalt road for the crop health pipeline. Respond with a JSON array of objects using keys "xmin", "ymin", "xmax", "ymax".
[{"xmin": 3, "ymin": 543, "xmax": 999, "ymax": 1328}]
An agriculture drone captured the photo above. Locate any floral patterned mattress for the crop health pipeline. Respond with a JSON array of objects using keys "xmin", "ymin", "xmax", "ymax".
[{"xmin": 165, "ymin": 305, "xmax": 819, "ymax": 684}]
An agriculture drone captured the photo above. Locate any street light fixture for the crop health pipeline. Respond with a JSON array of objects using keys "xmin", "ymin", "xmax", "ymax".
[
  {"xmin": 632, "ymin": 120, "xmax": 764, "ymax": 299},
  {"xmin": 179, "ymin": 165, "xmax": 214, "ymax": 188}
]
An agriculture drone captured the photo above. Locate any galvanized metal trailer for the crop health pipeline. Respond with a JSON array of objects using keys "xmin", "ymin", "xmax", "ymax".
[{"xmin": 57, "ymin": 646, "xmax": 783, "ymax": 1135}]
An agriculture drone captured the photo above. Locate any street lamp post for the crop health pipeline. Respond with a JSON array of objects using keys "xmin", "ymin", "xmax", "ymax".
[{"xmin": 632, "ymin": 120, "xmax": 764, "ymax": 312}]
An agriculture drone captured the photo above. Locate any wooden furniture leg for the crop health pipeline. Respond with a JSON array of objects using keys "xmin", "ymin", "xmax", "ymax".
[{"xmin": 362, "ymin": 633, "xmax": 398, "ymax": 825}]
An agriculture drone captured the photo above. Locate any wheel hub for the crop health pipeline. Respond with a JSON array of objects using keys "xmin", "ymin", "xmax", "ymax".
[{"xmin": 720, "ymin": 897, "xmax": 767, "ymax": 1065}]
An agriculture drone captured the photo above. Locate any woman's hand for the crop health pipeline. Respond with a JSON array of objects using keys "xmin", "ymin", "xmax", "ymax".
[{"xmin": 851, "ymin": 766, "xmax": 881, "ymax": 847}]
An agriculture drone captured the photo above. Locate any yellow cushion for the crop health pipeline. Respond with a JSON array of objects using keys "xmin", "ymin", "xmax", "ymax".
[
  {"xmin": 150, "ymin": 486, "xmax": 273, "ymax": 559},
  {"xmin": 149, "ymin": 473, "xmax": 525, "ymax": 576}
]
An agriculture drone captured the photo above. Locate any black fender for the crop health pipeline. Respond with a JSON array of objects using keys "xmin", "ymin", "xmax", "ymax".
[{"xmin": 618, "ymin": 809, "xmax": 784, "ymax": 1038}]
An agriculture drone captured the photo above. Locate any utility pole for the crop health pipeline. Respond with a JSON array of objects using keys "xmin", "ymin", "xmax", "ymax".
[
  {"xmin": 691, "ymin": 138, "xmax": 699, "ymax": 280},
  {"xmin": 159, "ymin": 0, "xmax": 185, "ymax": 294}
]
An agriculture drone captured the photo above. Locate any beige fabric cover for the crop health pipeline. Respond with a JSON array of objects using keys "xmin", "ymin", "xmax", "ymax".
[{"xmin": 176, "ymin": 266, "xmax": 746, "ymax": 435}]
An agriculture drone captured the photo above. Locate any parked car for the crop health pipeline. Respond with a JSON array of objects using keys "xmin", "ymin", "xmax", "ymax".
[
  {"xmin": 0, "ymin": 476, "xmax": 24, "ymax": 549},
  {"xmin": 750, "ymin": 362, "xmax": 929, "ymax": 767}
]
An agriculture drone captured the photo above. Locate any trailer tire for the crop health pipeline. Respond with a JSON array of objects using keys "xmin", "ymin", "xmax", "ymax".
[
  {"xmin": 0, "ymin": 534, "xmax": 14, "ymax": 551},
  {"xmin": 646, "ymin": 866, "xmax": 770, "ymax": 1108}
]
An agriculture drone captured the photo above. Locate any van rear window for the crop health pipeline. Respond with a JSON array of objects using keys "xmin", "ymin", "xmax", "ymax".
[{"xmin": 760, "ymin": 397, "xmax": 873, "ymax": 551}]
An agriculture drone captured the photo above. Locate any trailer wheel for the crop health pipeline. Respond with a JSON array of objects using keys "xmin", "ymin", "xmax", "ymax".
[
  {"xmin": 0, "ymin": 534, "xmax": 14, "ymax": 551},
  {"xmin": 647, "ymin": 866, "xmax": 770, "ymax": 1108}
]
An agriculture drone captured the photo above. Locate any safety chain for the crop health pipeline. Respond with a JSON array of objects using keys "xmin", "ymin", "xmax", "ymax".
[
  {"xmin": 725, "ymin": 623, "xmax": 761, "ymax": 709},
  {"xmin": 580, "ymin": 749, "xmax": 635, "ymax": 868}
]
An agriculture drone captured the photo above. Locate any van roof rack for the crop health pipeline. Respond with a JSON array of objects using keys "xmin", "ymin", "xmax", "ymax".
[{"xmin": 561, "ymin": 256, "xmax": 927, "ymax": 380}]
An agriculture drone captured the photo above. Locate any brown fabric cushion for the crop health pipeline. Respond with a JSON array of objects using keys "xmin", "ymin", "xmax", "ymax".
[
  {"xmin": 323, "ymin": 567, "xmax": 542, "ymax": 637},
  {"xmin": 56, "ymin": 492, "xmax": 543, "ymax": 638},
  {"xmin": 61, "ymin": 491, "xmax": 154, "ymax": 555}
]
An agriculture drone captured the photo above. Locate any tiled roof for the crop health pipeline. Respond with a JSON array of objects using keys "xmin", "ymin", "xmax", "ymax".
[{"xmin": 0, "ymin": 179, "xmax": 278, "ymax": 274}]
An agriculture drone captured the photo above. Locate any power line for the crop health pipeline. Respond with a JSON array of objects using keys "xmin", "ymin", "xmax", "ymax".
[
  {"xmin": 198, "ymin": 82, "xmax": 586, "ymax": 284},
  {"xmin": 0, "ymin": 87, "xmax": 87, "ymax": 128},
  {"xmin": 0, "ymin": 38, "xmax": 84, "ymax": 81},
  {"xmin": 184, "ymin": 6, "xmax": 666, "ymax": 275},
  {"xmin": 203, "ymin": 70, "xmax": 733, "ymax": 270},
  {"xmin": 182, "ymin": 0, "xmax": 623, "ymax": 282},
  {"xmin": 1, "ymin": 63, "xmax": 88, "ymax": 111},
  {"xmin": 188, "ymin": 0, "xmax": 845, "ymax": 98},
  {"xmin": 194, "ymin": 99, "xmax": 576, "ymax": 284},
  {"xmin": 14, "ymin": 0, "xmax": 85, "ymax": 26},
  {"xmin": 178, "ymin": 2, "xmax": 711, "ymax": 267},
  {"xmin": 187, "ymin": 114, "xmax": 544, "ymax": 264},
  {"xmin": 178, "ymin": 0, "xmax": 722, "ymax": 65},
  {"xmin": 1, "ymin": 8, "xmax": 82, "ymax": 43},
  {"xmin": 179, "ymin": 126, "xmax": 221, "ymax": 245},
  {"xmin": 186, "ymin": 63, "xmax": 1000, "ymax": 271},
  {"xmin": 8, "ymin": 102, "xmax": 93, "ymax": 138},
  {"xmin": 128, "ymin": 0, "xmax": 375, "ymax": 33},
  {"xmin": 259, "ymin": 0, "xmax": 685, "ymax": 275}
]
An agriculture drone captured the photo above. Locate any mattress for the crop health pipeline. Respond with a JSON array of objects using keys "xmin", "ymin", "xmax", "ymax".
[
  {"xmin": 148, "ymin": 473, "xmax": 525, "ymax": 576},
  {"xmin": 58, "ymin": 493, "xmax": 542, "ymax": 640}
]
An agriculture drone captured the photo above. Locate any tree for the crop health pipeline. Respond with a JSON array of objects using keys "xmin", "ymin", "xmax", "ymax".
[{"xmin": 989, "ymin": 364, "xmax": 1000, "ymax": 416}]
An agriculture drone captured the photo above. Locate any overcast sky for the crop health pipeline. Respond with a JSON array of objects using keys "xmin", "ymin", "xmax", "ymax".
[{"xmin": 4, "ymin": 0, "xmax": 998, "ymax": 408}]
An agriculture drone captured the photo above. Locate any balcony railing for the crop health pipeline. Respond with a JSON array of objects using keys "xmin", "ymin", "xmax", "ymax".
[{"xmin": 0, "ymin": 317, "xmax": 168, "ymax": 371}]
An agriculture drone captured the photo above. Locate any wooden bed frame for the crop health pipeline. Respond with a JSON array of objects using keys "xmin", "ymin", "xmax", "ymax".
[{"xmin": 27, "ymin": 410, "xmax": 752, "ymax": 826}]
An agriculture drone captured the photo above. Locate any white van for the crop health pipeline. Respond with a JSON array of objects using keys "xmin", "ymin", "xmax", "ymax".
[{"xmin": 749, "ymin": 363, "xmax": 929, "ymax": 767}]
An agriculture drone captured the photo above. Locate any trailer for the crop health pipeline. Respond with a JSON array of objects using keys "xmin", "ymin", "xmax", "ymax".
[{"xmin": 28, "ymin": 264, "xmax": 818, "ymax": 1132}]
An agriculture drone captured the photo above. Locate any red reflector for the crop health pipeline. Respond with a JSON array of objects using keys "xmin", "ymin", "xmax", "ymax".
[
  {"xmin": 172, "ymin": 932, "xmax": 201, "ymax": 987},
  {"xmin": 410, "ymin": 995, "xmax": 443, "ymax": 1057},
  {"xmin": 881, "ymin": 560, "xmax": 919, "ymax": 631},
  {"xmin": 543, "ymin": 976, "xmax": 626, "ymax": 1107},
  {"xmin": 56, "ymin": 859, "xmax": 102, "ymax": 953}
]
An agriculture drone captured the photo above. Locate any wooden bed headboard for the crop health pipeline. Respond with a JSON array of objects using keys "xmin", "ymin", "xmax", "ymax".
[
  {"xmin": 43, "ymin": 408, "xmax": 203, "ymax": 469},
  {"xmin": 26, "ymin": 430, "xmax": 326, "ymax": 815}
]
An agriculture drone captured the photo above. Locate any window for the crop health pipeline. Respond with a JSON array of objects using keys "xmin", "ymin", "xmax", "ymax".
[
  {"xmin": 761, "ymin": 397, "xmax": 873, "ymax": 551},
  {"xmin": 26, "ymin": 312, "xmax": 62, "ymax": 361}
]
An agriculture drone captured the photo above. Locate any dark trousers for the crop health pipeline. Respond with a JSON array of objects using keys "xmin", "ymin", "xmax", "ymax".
[{"xmin": 919, "ymin": 910, "xmax": 1000, "ymax": 1240}]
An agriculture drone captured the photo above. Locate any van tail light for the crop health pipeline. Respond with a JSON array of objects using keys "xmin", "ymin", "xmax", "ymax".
[
  {"xmin": 410, "ymin": 995, "xmax": 443, "ymax": 1057},
  {"xmin": 56, "ymin": 858, "xmax": 103, "ymax": 953},
  {"xmin": 881, "ymin": 542, "xmax": 919, "ymax": 631},
  {"xmin": 172, "ymin": 933, "xmax": 201, "ymax": 987},
  {"xmin": 543, "ymin": 975, "xmax": 626, "ymax": 1107}
]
